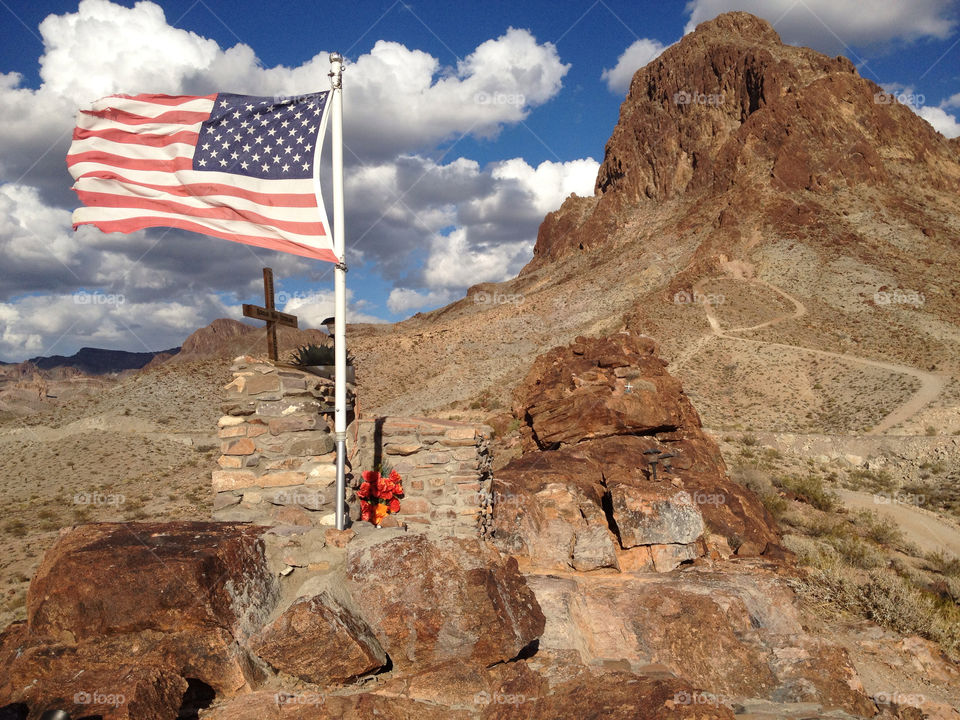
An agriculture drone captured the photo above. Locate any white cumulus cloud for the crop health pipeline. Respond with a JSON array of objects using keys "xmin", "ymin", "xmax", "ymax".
[
  {"xmin": 915, "ymin": 105, "xmax": 960, "ymax": 138},
  {"xmin": 602, "ymin": 38, "xmax": 669, "ymax": 94},
  {"xmin": 684, "ymin": 0, "xmax": 957, "ymax": 51},
  {"xmin": 387, "ymin": 288, "xmax": 458, "ymax": 315},
  {"xmin": 0, "ymin": 0, "xmax": 594, "ymax": 359}
]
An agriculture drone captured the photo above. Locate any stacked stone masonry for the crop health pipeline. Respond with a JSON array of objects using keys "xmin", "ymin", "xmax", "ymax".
[
  {"xmin": 212, "ymin": 358, "xmax": 493, "ymax": 537},
  {"xmin": 355, "ymin": 417, "xmax": 493, "ymax": 538},
  {"xmin": 213, "ymin": 358, "xmax": 353, "ymax": 527}
]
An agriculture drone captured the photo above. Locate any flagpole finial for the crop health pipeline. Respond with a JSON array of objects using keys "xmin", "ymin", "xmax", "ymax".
[{"xmin": 329, "ymin": 53, "xmax": 344, "ymax": 90}]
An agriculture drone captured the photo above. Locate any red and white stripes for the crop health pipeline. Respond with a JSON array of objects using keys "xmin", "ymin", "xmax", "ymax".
[{"xmin": 67, "ymin": 93, "xmax": 336, "ymax": 263}]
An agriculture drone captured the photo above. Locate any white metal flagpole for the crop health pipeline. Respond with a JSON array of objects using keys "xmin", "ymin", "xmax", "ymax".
[{"xmin": 329, "ymin": 52, "xmax": 348, "ymax": 531}]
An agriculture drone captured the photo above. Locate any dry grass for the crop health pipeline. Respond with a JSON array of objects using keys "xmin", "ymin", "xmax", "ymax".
[{"xmin": 0, "ymin": 361, "xmax": 226, "ymax": 628}]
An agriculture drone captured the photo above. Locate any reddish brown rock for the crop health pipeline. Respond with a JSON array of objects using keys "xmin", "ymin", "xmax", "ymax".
[
  {"xmin": 496, "ymin": 333, "xmax": 782, "ymax": 560},
  {"xmin": 484, "ymin": 671, "xmax": 736, "ymax": 720},
  {"xmin": 223, "ymin": 437, "xmax": 257, "ymax": 455},
  {"xmin": 0, "ymin": 624, "xmax": 262, "ymax": 718},
  {"xmin": 325, "ymin": 528, "xmax": 355, "ymax": 547},
  {"xmin": 344, "ymin": 534, "xmax": 545, "ymax": 669},
  {"xmin": 27, "ymin": 522, "xmax": 278, "ymax": 641},
  {"xmin": 0, "ymin": 662, "xmax": 187, "ymax": 720},
  {"xmin": 513, "ymin": 333, "xmax": 685, "ymax": 450},
  {"xmin": 526, "ymin": 12, "xmax": 959, "ymax": 270},
  {"xmin": 0, "ymin": 523, "xmax": 282, "ymax": 717},
  {"xmin": 489, "ymin": 468, "xmax": 618, "ymax": 572},
  {"xmin": 609, "ymin": 484, "xmax": 705, "ymax": 547},
  {"xmin": 201, "ymin": 690, "xmax": 477, "ymax": 719},
  {"xmin": 527, "ymin": 568, "xmax": 875, "ymax": 717},
  {"xmin": 249, "ymin": 592, "xmax": 387, "ymax": 684}
]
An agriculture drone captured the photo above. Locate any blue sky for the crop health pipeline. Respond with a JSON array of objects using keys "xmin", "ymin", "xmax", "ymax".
[{"xmin": 0, "ymin": 0, "xmax": 958, "ymax": 361}]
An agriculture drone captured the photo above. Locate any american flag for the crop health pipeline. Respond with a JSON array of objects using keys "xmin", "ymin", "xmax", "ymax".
[{"xmin": 67, "ymin": 91, "xmax": 337, "ymax": 263}]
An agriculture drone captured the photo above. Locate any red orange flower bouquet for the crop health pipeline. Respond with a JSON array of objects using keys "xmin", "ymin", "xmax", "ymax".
[{"xmin": 357, "ymin": 469, "xmax": 404, "ymax": 526}]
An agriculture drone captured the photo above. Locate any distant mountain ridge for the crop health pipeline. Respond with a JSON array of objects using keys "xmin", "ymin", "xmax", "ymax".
[{"xmin": 27, "ymin": 346, "xmax": 180, "ymax": 375}]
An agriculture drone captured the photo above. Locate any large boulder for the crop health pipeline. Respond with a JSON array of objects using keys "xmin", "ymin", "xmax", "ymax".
[
  {"xmin": 1, "ymin": 522, "xmax": 279, "ymax": 719},
  {"xmin": 494, "ymin": 333, "xmax": 783, "ymax": 564},
  {"xmin": 527, "ymin": 567, "xmax": 876, "ymax": 718},
  {"xmin": 344, "ymin": 534, "xmax": 545, "ymax": 669},
  {"xmin": 28, "ymin": 522, "xmax": 279, "ymax": 640},
  {"xmin": 249, "ymin": 591, "xmax": 387, "ymax": 684},
  {"xmin": 513, "ymin": 333, "xmax": 688, "ymax": 451}
]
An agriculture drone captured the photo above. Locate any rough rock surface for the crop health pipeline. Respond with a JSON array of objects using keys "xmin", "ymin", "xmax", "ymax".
[
  {"xmin": 528, "ymin": 11, "xmax": 960, "ymax": 268},
  {"xmin": 527, "ymin": 567, "xmax": 876, "ymax": 717},
  {"xmin": 514, "ymin": 333, "xmax": 687, "ymax": 449},
  {"xmin": 27, "ymin": 522, "xmax": 277, "ymax": 640},
  {"xmin": 344, "ymin": 533, "xmax": 545, "ymax": 669},
  {"xmin": 493, "ymin": 332, "xmax": 783, "ymax": 567},
  {"xmin": 249, "ymin": 591, "xmax": 387, "ymax": 684},
  {"xmin": 201, "ymin": 661, "xmax": 737, "ymax": 720},
  {"xmin": 1, "ymin": 522, "xmax": 278, "ymax": 719}
]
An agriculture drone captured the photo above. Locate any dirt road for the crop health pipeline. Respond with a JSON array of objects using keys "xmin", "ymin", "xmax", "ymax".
[
  {"xmin": 837, "ymin": 489, "xmax": 960, "ymax": 557},
  {"xmin": 671, "ymin": 277, "xmax": 946, "ymax": 436}
]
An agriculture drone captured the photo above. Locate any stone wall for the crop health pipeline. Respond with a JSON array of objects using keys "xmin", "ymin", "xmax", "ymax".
[
  {"xmin": 354, "ymin": 417, "xmax": 493, "ymax": 538},
  {"xmin": 213, "ymin": 357, "xmax": 353, "ymax": 527},
  {"xmin": 212, "ymin": 359, "xmax": 493, "ymax": 536}
]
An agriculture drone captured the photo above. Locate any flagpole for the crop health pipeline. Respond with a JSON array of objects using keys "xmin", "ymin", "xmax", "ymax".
[{"xmin": 329, "ymin": 52, "xmax": 348, "ymax": 531}]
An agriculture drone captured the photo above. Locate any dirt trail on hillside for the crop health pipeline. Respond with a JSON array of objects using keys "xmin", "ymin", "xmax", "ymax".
[
  {"xmin": 837, "ymin": 489, "xmax": 960, "ymax": 556},
  {"xmin": 673, "ymin": 277, "xmax": 946, "ymax": 436}
]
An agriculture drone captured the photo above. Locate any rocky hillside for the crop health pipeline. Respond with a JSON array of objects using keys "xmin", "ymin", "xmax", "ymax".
[
  {"xmin": 348, "ymin": 11, "xmax": 959, "ymax": 443},
  {"xmin": 169, "ymin": 318, "xmax": 330, "ymax": 365}
]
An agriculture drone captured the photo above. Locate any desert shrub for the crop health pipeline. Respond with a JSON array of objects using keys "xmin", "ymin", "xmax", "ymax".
[
  {"xmin": 925, "ymin": 550, "xmax": 960, "ymax": 577},
  {"xmin": 783, "ymin": 534, "xmax": 838, "ymax": 569},
  {"xmin": 828, "ymin": 536, "xmax": 883, "ymax": 570},
  {"xmin": 847, "ymin": 468, "xmax": 895, "ymax": 493},
  {"xmin": 731, "ymin": 466, "xmax": 788, "ymax": 519},
  {"xmin": 71, "ymin": 507, "xmax": 92, "ymax": 523},
  {"xmin": 289, "ymin": 343, "xmax": 354, "ymax": 366},
  {"xmin": 761, "ymin": 493, "xmax": 789, "ymax": 519},
  {"xmin": 865, "ymin": 522, "xmax": 904, "ymax": 547},
  {"xmin": 776, "ymin": 474, "xmax": 838, "ymax": 512},
  {"xmin": 801, "ymin": 566, "xmax": 960, "ymax": 661},
  {"xmin": 854, "ymin": 509, "xmax": 905, "ymax": 547},
  {"xmin": 3, "ymin": 520, "xmax": 27, "ymax": 537}
]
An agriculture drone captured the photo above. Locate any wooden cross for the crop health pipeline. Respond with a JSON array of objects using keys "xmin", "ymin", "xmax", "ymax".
[{"xmin": 242, "ymin": 267, "xmax": 298, "ymax": 361}]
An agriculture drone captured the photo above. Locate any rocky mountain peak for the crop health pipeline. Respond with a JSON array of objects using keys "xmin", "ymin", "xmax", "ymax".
[{"xmin": 529, "ymin": 11, "xmax": 959, "ymax": 268}]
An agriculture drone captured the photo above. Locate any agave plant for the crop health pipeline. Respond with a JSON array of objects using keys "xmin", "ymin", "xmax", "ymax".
[
  {"xmin": 289, "ymin": 343, "xmax": 335, "ymax": 366},
  {"xmin": 289, "ymin": 343, "xmax": 353, "ymax": 366}
]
